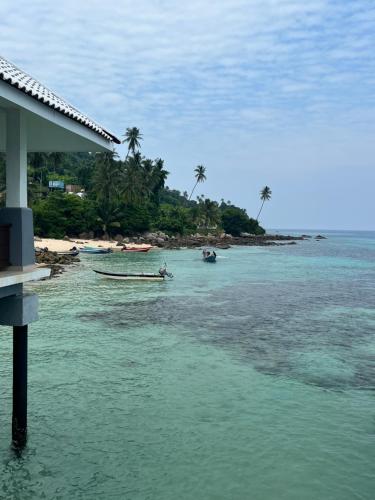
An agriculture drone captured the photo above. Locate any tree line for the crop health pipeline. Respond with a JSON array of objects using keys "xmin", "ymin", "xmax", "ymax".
[{"xmin": 0, "ymin": 128, "xmax": 270, "ymax": 239}]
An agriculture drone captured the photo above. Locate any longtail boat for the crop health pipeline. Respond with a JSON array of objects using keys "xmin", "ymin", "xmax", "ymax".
[
  {"xmin": 80, "ymin": 247, "xmax": 112, "ymax": 254},
  {"xmin": 56, "ymin": 250, "xmax": 80, "ymax": 257},
  {"xmin": 121, "ymin": 245, "xmax": 151, "ymax": 253},
  {"xmin": 94, "ymin": 265, "xmax": 173, "ymax": 281},
  {"xmin": 202, "ymin": 249, "xmax": 217, "ymax": 263}
]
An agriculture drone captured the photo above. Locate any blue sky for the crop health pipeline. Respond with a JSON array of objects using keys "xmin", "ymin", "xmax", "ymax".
[{"xmin": 1, "ymin": 0, "xmax": 375, "ymax": 229}]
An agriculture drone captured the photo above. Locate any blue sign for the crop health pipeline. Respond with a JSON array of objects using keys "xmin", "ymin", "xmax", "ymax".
[{"xmin": 49, "ymin": 180, "xmax": 65, "ymax": 189}]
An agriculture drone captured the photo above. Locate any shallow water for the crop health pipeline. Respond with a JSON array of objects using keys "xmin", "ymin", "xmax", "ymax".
[{"xmin": 1, "ymin": 231, "xmax": 374, "ymax": 499}]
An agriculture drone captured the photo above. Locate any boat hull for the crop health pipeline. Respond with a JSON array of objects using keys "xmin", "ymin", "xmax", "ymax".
[
  {"xmin": 203, "ymin": 255, "xmax": 216, "ymax": 263},
  {"xmin": 121, "ymin": 248, "xmax": 151, "ymax": 253},
  {"xmin": 80, "ymin": 248, "xmax": 112, "ymax": 254},
  {"xmin": 57, "ymin": 250, "xmax": 79, "ymax": 257},
  {"xmin": 94, "ymin": 270, "xmax": 164, "ymax": 281}
]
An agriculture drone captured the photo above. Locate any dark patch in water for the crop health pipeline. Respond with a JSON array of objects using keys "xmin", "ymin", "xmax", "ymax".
[{"xmin": 78, "ymin": 280, "xmax": 375, "ymax": 391}]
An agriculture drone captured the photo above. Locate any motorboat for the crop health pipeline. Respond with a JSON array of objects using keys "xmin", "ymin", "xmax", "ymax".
[
  {"xmin": 202, "ymin": 249, "xmax": 217, "ymax": 263},
  {"xmin": 93, "ymin": 265, "xmax": 173, "ymax": 281},
  {"xmin": 80, "ymin": 246, "xmax": 112, "ymax": 254}
]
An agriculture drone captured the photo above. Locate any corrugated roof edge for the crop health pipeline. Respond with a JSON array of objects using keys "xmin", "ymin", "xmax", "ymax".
[{"xmin": 0, "ymin": 57, "xmax": 121, "ymax": 145}]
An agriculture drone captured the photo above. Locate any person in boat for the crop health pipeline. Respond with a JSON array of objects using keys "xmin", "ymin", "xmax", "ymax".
[
  {"xmin": 213, "ymin": 251, "xmax": 216, "ymax": 257},
  {"xmin": 69, "ymin": 246, "xmax": 77, "ymax": 251}
]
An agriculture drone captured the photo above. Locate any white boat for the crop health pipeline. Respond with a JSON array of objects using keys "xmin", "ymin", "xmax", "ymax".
[{"xmin": 93, "ymin": 266, "xmax": 173, "ymax": 281}]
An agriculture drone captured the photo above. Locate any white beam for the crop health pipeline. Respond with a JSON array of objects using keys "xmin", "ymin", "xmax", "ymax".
[
  {"xmin": 6, "ymin": 109, "xmax": 28, "ymax": 208},
  {"xmin": 0, "ymin": 81, "xmax": 113, "ymax": 152}
]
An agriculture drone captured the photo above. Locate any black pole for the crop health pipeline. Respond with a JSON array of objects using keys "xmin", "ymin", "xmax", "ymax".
[{"xmin": 12, "ymin": 325, "xmax": 28, "ymax": 448}]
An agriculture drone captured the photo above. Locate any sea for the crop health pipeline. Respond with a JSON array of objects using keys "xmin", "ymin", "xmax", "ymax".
[{"xmin": 0, "ymin": 230, "xmax": 374, "ymax": 499}]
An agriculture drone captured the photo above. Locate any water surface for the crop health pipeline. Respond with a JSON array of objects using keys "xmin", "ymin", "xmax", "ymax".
[{"xmin": 1, "ymin": 231, "xmax": 374, "ymax": 499}]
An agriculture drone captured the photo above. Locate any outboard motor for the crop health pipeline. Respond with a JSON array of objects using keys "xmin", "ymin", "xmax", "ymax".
[{"xmin": 159, "ymin": 265, "xmax": 173, "ymax": 279}]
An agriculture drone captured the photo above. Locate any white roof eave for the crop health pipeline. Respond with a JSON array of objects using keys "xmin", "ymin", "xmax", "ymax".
[{"xmin": 0, "ymin": 79, "xmax": 113, "ymax": 152}]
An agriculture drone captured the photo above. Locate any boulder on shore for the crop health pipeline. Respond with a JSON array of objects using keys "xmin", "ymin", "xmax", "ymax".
[{"xmin": 35, "ymin": 249, "xmax": 79, "ymax": 278}]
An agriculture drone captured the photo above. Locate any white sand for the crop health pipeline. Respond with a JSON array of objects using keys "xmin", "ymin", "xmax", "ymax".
[{"xmin": 34, "ymin": 238, "xmax": 153, "ymax": 252}]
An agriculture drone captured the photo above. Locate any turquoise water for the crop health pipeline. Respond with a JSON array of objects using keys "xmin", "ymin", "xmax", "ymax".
[{"xmin": 1, "ymin": 231, "xmax": 374, "ymax": 499}]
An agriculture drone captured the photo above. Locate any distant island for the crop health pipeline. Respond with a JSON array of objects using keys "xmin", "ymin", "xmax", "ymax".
[{"xmin": 0, "ymin": 128, "xmax": 270, "ymax": 241}]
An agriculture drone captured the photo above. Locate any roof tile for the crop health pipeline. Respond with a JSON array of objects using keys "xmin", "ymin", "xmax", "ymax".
[{"xmin": 0, "ymin": 56, "xmax": 120, "ymax": 144}]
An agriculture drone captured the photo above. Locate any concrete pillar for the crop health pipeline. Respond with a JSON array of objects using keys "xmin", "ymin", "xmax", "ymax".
[
  {"xmin": 6, "ymin": 109, "xmax": 28, "ymax": 208},
  {"xmin": 12, "ymin": 325, "xmax": 28, "ymax": 448}
]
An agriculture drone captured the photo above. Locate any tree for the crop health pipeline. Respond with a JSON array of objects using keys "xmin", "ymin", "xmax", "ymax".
[
  {"xmin": 92, "ymin": 151, "xmax": 122, "ymax": 206},
  {"xmin": 33, "ymin": 192, "xmax": 96, "ymax": 238},
  {"xmin": 221, "ymin": 206, "xmax": 264, "ymax": 236},
  {"xmin": 122, "ymin": 153, "xmax": 146, "ymax": 204},
  {"xmin": 257, "ymin": 186, "xmax": 272, "ymax": 221},
  {"xmin": 122, "ymin": 127, "xmax": 143, "ymax": 159},
  {"xmin": 198, "ymin": 197, "xmax": 220, "ymax": 228},
  {"xmin": 189, "ymin": 165, "xmax": 206, "ymax": 200},
  {"xmin": 95, "ymin": 202, "xmax": 122, "ymax": 239}
]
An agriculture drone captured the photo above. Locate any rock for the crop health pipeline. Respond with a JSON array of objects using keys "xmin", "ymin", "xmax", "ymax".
[
  {"xmin": 63, "ymin": 235, "xmax": 72, "ymax": 241},
  {"xmin": 123, "ymin": 237, "xmax": 130, "ymax": 243},
  {"xmin": 156, "ymin": 237, "xmax": 165, "ymax": 244},
  {"xmin": 240, "ymin": 232, "xmax": 251, "ymax": 237},
  {"xmin": 116, "ymin": 241, "xmax": 123, "ymax": 246},
  {"xmin": 35, "ymin": 249, "xmax": 80, "ymax": 278},
  {"xmin": 144, "ymin": 232, "xmax": 157, "ymax": 240},
  {"xmin": 315, "ymin": 235, "xmax": 327, "ymax": 239},
  {"xmin": 114, "ymin": 234, "xmax": 124, "ymax": 242}
]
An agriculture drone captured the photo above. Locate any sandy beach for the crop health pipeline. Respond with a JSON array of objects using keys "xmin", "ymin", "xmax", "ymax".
[{"xmin": 34, "ymin": 238, "xmax": 152, "ymax": 252}]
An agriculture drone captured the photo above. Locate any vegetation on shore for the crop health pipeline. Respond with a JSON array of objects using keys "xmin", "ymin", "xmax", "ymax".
[{"xmin": 0, "ymin": 130, "xmax": 266, "ymax": 239}]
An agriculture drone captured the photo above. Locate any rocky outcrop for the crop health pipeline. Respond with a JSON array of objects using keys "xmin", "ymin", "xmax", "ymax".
[
  {"xmin": 35, "ymin": 249, "xmax": 80, "ymax": 278},
  {"xmin": 116, "ymin": 232, "xmax": 305, "ymax": 249}
]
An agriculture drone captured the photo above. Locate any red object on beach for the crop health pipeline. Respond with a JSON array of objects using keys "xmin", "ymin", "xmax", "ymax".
[{"xmin": 121, "ymin": 245, "xmax": 151, "ymax": 253}]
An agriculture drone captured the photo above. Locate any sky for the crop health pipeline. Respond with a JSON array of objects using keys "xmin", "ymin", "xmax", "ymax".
[{"xmin": 1, "ymin": 0, "xmax": 375, "ymax": 230}]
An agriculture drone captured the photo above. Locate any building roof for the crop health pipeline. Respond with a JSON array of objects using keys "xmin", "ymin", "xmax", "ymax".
[{"xmin": 0, "ymin": 56, "xmax": 120, "ymax": 144}]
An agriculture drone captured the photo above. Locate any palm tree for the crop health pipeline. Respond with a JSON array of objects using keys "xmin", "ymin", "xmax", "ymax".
[
  {"xmin": 122, "ymin": 153, "xmax": 146, "ymax": 204},
  {"xmin": 93, "ymin": 151, "xmax": 122, "ymax": 206},
  {"xmin": 199, "ymin": 198, "xmax": 220, "ymax": 228},
  {"xmin": 122, "ymin": 127, "xmax": 143, "ymax": 159},
  {"xmin": 189, "ymin": 165, "xmax": 206, "ymax": 200},
  {"xmin": 256, "ymin": 186, "xmax": 272, "ymax": 221}
]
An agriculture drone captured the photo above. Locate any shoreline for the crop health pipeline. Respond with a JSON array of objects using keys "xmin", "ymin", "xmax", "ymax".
[
  {"xmin": 34, "ymin": 233, "xmax": 326, "ymax": 278},
  {"xmin": 35, "ymin": 232, "xmax": 323, "ymax": 254}
]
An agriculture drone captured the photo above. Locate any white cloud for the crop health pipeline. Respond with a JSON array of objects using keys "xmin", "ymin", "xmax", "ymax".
[{"xmin": 1, "ymin": 0, "xmax": 375, "ymax": 228}]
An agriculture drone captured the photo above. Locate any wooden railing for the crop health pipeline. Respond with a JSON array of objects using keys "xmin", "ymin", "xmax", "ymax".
[{"xmin": 0, "ymin": 224, "xmax": 10, "ymax": 269}]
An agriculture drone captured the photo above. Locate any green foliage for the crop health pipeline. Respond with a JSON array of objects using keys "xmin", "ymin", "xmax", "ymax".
[
  {"xmin": 156, "ymin": 205, "xmax": 194, "ymax": 235},
  {"xmin": 6, "ymin": 127, "xmax": 268, "ymax": 238},
  {"xmin": 221, "ymin": 207, "xmax": 265, "ymax": 236},
  {"xmin": 33, "ymin": 192, "xmax": 96, "ymax": 238},
  {"xmin": 121, "ymin": 204, "xmax": 151, "ymax": 234}
]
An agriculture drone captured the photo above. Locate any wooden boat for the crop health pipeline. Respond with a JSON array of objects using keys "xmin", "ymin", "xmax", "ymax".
[
  {"xmin": 121, "ymin": 245, "xmax": 151, "ymax": 253},
  {"xmin": 94, "ymin": 269, "xmax": 169, "ymax": 281},
  {"xmin": 80, "ymin": 247, "xmax": 112, "ymax": 254},
  {"xmin": 56, "ymin": 250, "xmax": 79, "ymax": 257},
  {"xmin": 202, "ymin": 249, "xmax": 217, "ymax": 263}
]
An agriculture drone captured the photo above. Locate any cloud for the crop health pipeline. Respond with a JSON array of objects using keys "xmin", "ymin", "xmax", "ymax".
[{"xmin": 1, "ymin": 0, "xmax": 375, "ymax": 228}]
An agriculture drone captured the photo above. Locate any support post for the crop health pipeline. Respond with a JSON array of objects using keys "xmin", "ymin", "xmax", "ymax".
[
  {"xmin": 6, "ymin": 109, "xmax": 28, "ymax": 208},
  {"xmin": 12, "ymin": 325, "xmax": 28, "ymax": 448}
]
